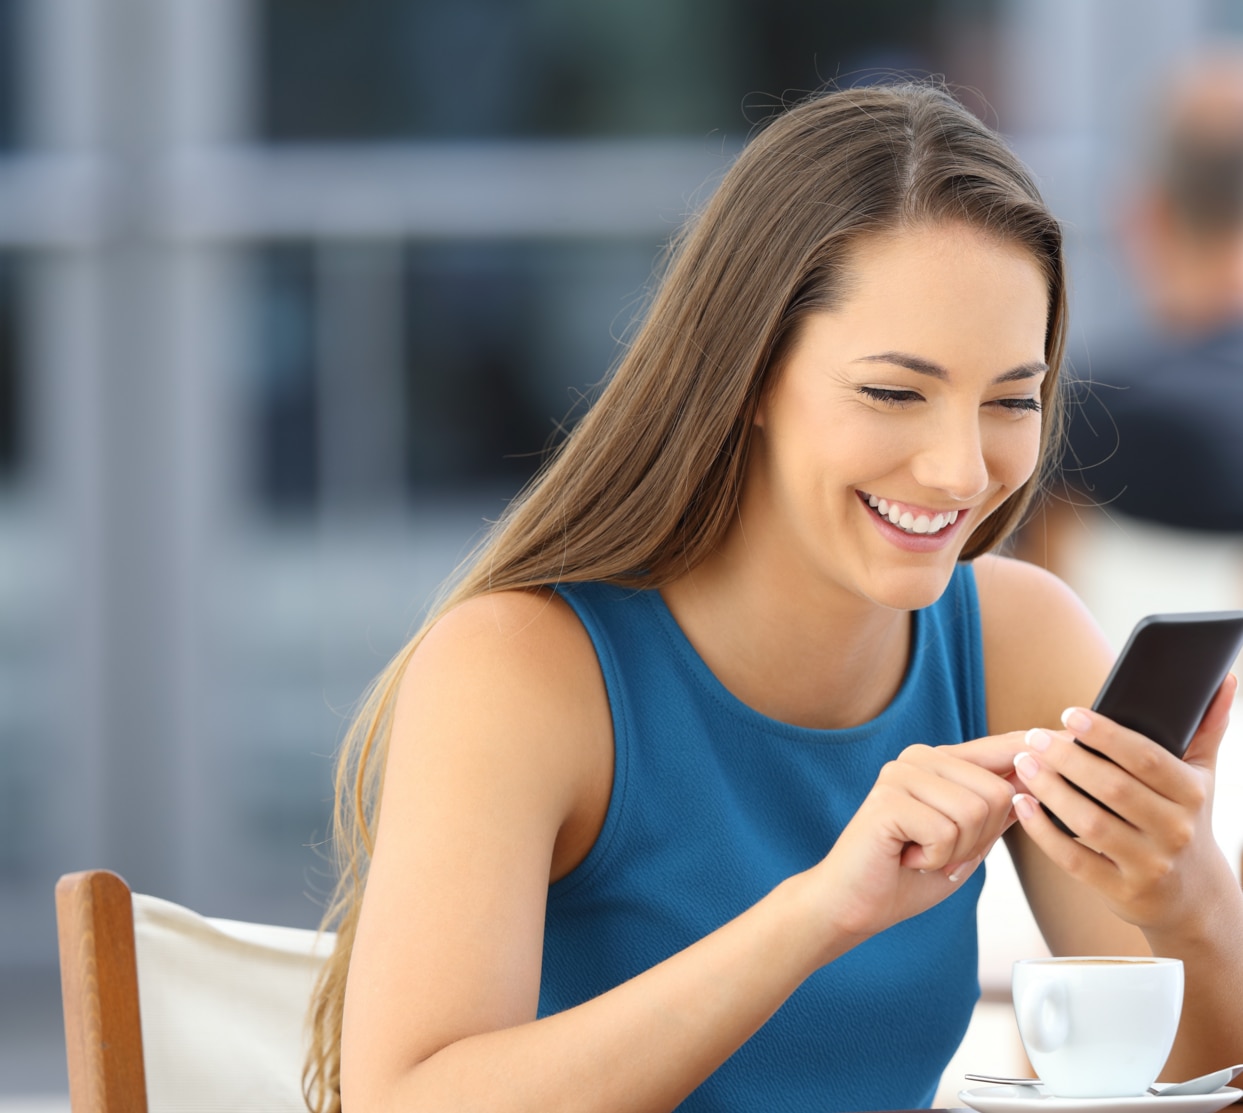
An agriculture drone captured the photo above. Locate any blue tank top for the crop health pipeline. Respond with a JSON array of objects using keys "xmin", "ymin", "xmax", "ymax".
[{"xmin": 543, "ymin": 565, "xmax": 989, "ymax": 1112}]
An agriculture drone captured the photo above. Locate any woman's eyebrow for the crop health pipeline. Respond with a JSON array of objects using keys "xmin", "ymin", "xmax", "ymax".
[{"xmin": 854, "ymin": 351, "xmax": 1049, "ymax": 383}]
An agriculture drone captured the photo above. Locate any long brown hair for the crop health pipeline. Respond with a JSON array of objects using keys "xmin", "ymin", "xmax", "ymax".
[{"xmin": 303, "ymin": 80, "xmax": 1068, "ymax": 1112}]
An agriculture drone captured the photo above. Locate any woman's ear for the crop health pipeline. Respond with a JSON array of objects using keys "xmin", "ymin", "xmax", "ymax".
[{"xmin": 752, "ymin": 365, "xmax": 783, "ymax": 430}]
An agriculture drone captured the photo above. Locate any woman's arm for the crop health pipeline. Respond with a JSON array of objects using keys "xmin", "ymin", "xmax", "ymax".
[
  {"xmin": 340, "ymin": 588, "xmax": 1019, "ymax": 1113},
  {"xmin": 977, "ymin": 554, "xmax": 1243, "ymax": 1079}
]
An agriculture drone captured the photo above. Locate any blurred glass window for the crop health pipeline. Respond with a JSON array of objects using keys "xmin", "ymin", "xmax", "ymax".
[
  {"xmin": 0, "ymin": 0, "xmax": 21, "ymax": 484},
  {"xmin": 249, "ymin": 238, "xmax": 655, "ymax": 510},
  {"xmin": 253, "ymin": 245, "xmax": 319, "ymax": 511},
  {"xmin": 0, "ymin": 254, "xmax": 22, "ymax": 482},
  {"xmin": 0, "ymin": 0, "xmax": 18, "ymax": 152},
  {"xmin": 258, "ymin": 0, "xmax": 985, "ymax": 141}
]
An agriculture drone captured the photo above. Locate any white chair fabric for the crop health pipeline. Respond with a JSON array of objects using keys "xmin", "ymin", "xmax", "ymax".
[{"xmin": 131, "ymin": 892, "xmax": 336, "ymax": 1113}]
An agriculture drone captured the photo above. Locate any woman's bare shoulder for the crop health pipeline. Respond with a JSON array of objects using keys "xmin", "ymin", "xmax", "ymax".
[
  {"xmin": 972, "ymin": 553, "xmax": 1113, "ymax": 733},
  {"xmin": 417, "ymin": 586, "xmax": 598, "ymax": 673},
  {"xmin": 402, "ymin": 586, "xmax": 610, "ymax": 750},
  {"xmin": 972, "ymin": 551, "xmax": 1093, "ymax": 630},
  {"xmin": 391, "ymin": 587, "xmax": 614, "ymax": 873}
]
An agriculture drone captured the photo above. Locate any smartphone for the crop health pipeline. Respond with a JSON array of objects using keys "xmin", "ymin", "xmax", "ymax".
[{"xmin": 1043, "ymin": 610, "xmax": 1243, "ymax": 837}]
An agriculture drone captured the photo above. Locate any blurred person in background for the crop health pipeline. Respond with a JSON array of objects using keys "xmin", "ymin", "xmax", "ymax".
[
  {"xmin": 1015, "ymin": 48, "xmax": 1243, "ymax": 576},
  {"xmin": 301, "ymin": 82, "xmax": 1243, "ymax": 1113}
]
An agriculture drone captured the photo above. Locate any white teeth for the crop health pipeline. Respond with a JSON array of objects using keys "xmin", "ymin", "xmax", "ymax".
[{"xmin": 865, "ymin": 495, "xmax": 961, "ymax": 536}]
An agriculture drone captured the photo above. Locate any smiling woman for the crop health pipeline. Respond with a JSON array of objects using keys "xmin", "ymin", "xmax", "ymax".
[
  {"xmin": 730, "ymin": 225, "xmax": 1050, "ymax": 620},
  {"xmin": 304, "ymin": 81, "xmax": 1243, "ymax": 1113}
]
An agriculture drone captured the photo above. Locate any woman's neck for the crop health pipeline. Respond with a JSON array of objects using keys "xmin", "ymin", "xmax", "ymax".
[{"xmin": 660, "ymin": 544, "xmax": 912, "ymax": 731}]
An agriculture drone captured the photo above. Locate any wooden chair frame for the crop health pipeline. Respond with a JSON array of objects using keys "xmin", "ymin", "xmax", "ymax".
[{"xmin": 56, "ymin": 869, "xmax": 149, "ymax": 1113}]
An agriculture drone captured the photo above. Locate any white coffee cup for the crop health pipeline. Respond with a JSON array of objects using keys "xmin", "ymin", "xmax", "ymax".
[{"xmin": 1012, "ymin": 956, "xmax": 1184, "ymax": 1098}]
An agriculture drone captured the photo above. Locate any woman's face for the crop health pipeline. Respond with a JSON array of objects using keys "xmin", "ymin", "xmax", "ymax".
[{"xmin": 744, "ymin": 221, "xmax": 1050, "ymax": 613}]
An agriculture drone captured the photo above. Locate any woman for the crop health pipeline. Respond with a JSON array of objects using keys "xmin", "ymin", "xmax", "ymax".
[{"xmin": 304, "ymin": 82, "xmax": 1243, "ymax": 1113}]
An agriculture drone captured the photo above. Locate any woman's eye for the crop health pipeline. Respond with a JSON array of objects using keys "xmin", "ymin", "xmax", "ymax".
[
  {"xmin": 992, "ymin": 396, "xmax": 1042, "ymax": 414},
  {"xmin": 858, "ymin": 386, "xmax": 922, "ymax": 407}
]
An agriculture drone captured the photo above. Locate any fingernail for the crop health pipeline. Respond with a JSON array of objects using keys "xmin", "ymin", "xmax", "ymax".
[
  {"xmin": 1025, "ymin": 728, "xmax": 1052, "ymax": 752},
  {"xmin": 1013, "ymin": 793, "xmax": 1038, "ymax": 820},
  {"xmin": 1061, "ymin": 707, "xmax": 1092, "ymax": 734},
  {"xmin": 1013, "ymin": 751, "xmax": 1039, "ymax": 778},
  {"xmin": 947, "ymin": 856, "xmax": 979, "ymax": 883}
]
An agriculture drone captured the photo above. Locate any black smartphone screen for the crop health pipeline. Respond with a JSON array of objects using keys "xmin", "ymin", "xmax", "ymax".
[
  {"xmin": 1094, "ymin": 611, "xmax": 1243, "ymax": 756},
  {"xmin": 1043, "ymin": 610, "xmax": 1243, "ymax": 836}
]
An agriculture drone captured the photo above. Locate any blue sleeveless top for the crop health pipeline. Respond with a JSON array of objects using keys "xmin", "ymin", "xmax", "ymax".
[{"xmin": 542, "ymin": 565, "xmax": 988, "ymax": 1112}]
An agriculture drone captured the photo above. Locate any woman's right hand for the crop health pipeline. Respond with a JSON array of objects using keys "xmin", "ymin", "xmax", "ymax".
[{"xmin": 808, "ymin": 733, "xmax": 1026, "ymax": 945}]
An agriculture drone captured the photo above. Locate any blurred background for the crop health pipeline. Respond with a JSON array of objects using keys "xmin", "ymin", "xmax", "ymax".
[{"xmin": 5, "ymin": 0, "xmax": 1243, "ymax": 1104}]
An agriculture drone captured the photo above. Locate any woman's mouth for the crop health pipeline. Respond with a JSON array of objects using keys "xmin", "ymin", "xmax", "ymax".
[{"xmin": 860, "ymin": 492, "xmax": 960, "ymax": 536}]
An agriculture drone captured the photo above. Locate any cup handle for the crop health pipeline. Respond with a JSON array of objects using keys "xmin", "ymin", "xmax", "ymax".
[{"xmin": 1017, "ymin": 980, "xmax": 1070, "ymax": 1054}]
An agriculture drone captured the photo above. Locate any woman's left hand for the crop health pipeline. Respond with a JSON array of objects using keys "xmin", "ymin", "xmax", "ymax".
[{"xmin": 1008, "ymin": 674, "xmax": 1238, "ymax": 933}]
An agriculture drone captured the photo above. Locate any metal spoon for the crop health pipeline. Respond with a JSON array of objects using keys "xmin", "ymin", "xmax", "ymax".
[
  {"xmin": 963, "ymin": 1065, "xmax": 1243, "ymax": 1096},
  {"xmin": 1150, "ymin": 1065, "xmax": 1243, "ymax": 1097},
  {"xmin": 963, "ymin": 1075, "xmax": 1043, "ymax": 1089}
]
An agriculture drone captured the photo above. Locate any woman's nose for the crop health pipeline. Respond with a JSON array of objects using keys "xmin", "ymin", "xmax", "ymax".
[{"xmin": 909, "ymin": 414, "xmax": 990, "ymax": 502}]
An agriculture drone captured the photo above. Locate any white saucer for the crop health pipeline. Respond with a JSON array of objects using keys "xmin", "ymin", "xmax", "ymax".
[{"xmin": 957, "ymin": 1084, "xmax": 1242, "ymax": 1113}]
